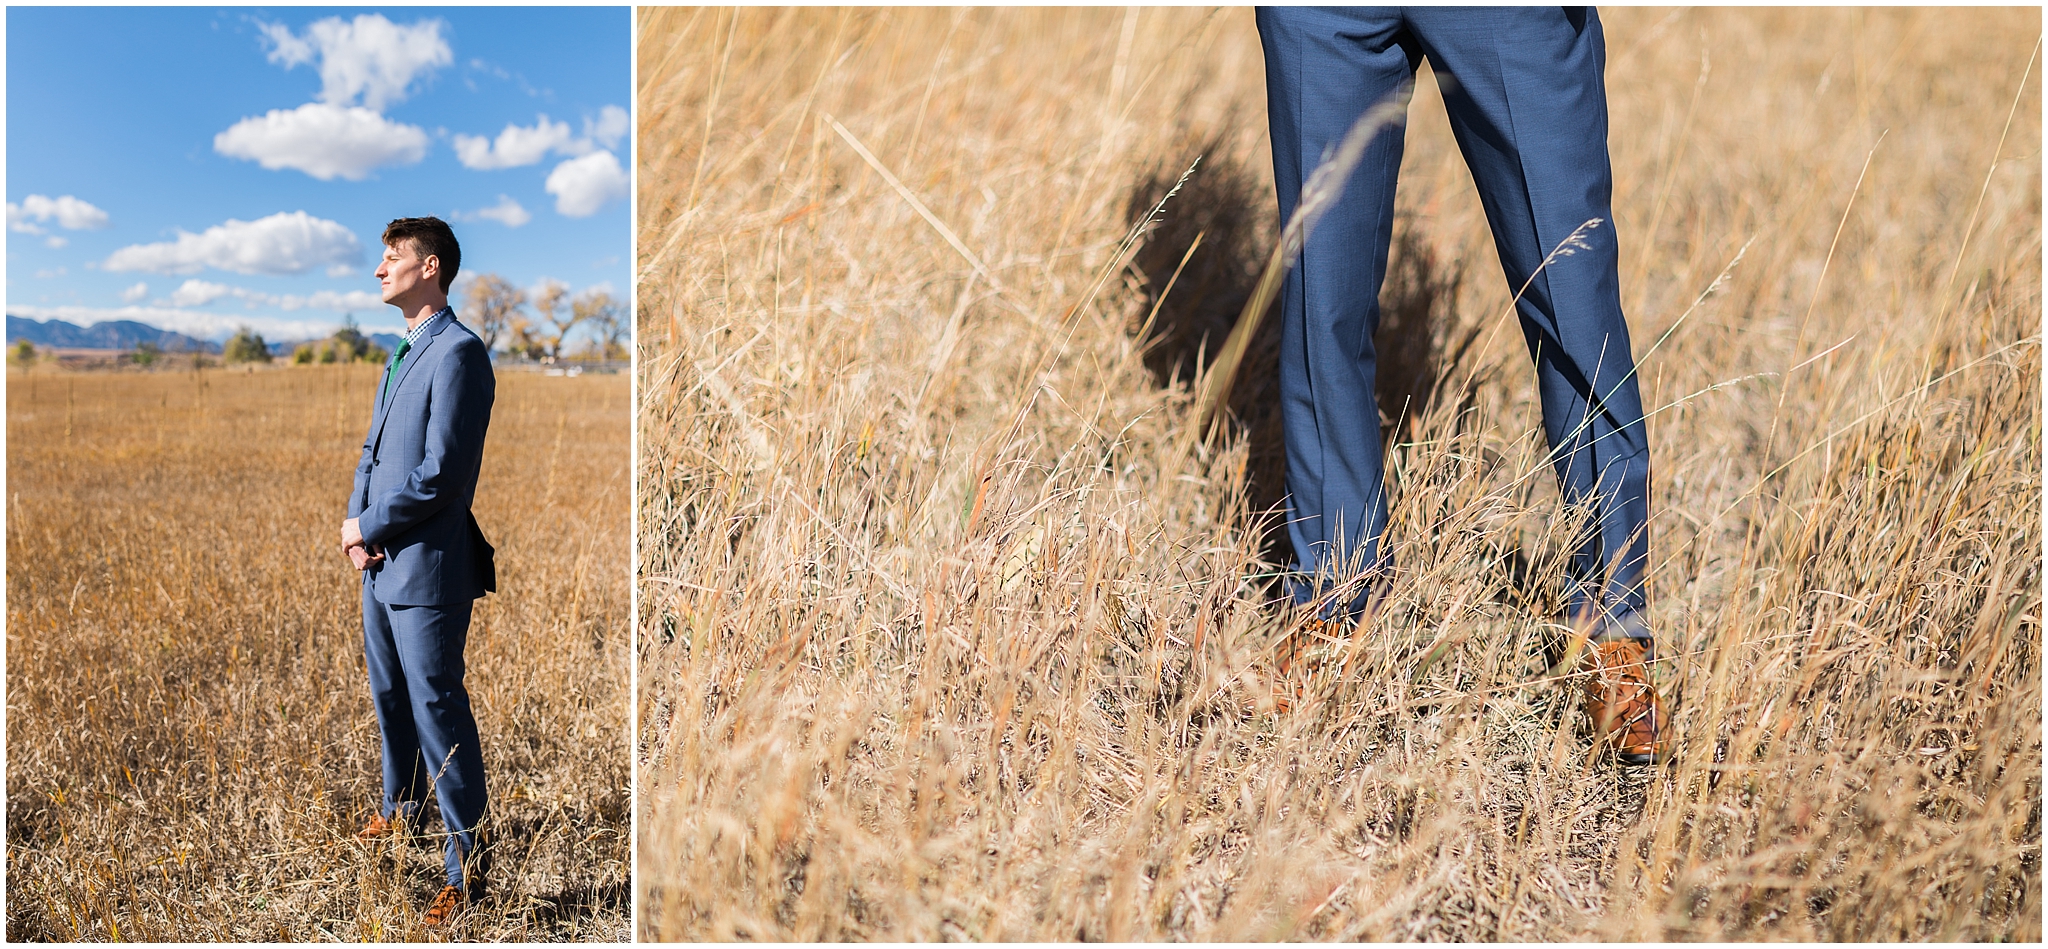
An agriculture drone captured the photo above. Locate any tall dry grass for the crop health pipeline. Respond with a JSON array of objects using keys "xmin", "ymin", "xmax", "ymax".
[
  {"xmin": 636, "ymin": 8, "xmax": 2040, "ymax": 939},
  {"xmin": 6, "ymin": 364, "xmax": 630, "ymax": 941}
]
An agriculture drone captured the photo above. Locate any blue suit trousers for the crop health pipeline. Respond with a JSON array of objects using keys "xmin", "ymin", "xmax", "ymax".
[
  {"xmin": 362, "ymin": 582, "xmax": 489, "ymax": 893},
  {"xmin": 1258, "ymin": 6, "xmax": 1652, "ymax": 638}
]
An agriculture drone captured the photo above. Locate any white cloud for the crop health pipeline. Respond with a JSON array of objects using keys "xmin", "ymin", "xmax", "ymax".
[
  {"xmin": 161, "ymin": 278, "xmax": 383, "ymax": 313},
  {"xmin": 326, "ymin": 264, "xmax": 358, "ymax": 278},
  {"xmin": 215, "ymin": 103, "xmax": 430, "ymax": 181},
  {"xmin": 45, "ymin": 236, "xmax": 68, "ymax": 249},
  {"xmin": 587, "ymin": 105, "xmax": 629, "ymax": 149},
  {"xmin": 34, "ymin": 267, "xmax": 68, "ymax": 279},
  {"xmin": 275, "ymin": 289, "xmax": 385, "ymax": 312},
  {"xmin": 453, "ymin": 115, "xmax": 576, "ymax": 170},
  {"xmin": 465, "ymin": 195, "xmax": 532, "ymax": 228},
  {"xmin": 104, "ymin": 211, "xmax": 363, "ymax": 276},
  {"xmin": 545, "ymin": 150, "xmax": 628, "ymax": 217},
  {"xmin": 223, "ymin": 15, "xmax": 446, "ymax": 180},
  {"xmin": 8, "ymin": 305, "xmax": 352, "ymax": 343},
  {"xmin": 121, "ymin": 282, "xmax": 149, "ymax": 303},
  {"xmin": 8, "ymin": 194, "xmax": 112, "ymax": 233},
  {"xmin": 259, "ymin": 14, "xmax": 451, "ymax": 112},
  {"xmin": 453, "ymin": 106, "xmax": 627, "ymax": 171},
  {"xmin": 258, "ymin": 21, "xmax": 314, "ymax": 70},
  {"xmin": 169, "ymin": 279, "xmax": 235, "ymax": 306}
]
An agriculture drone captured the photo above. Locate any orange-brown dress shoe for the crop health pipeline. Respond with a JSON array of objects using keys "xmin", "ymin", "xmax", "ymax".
[
  {"xmin": 1580, "ymin": 639, "xmax": 1671, "ymax": 764},
  {"xmin": 356, "ymin": 812, "xmax": 398, "ymax": 841},
  {"xmin": 423, "ymin": 885, "xmax": 466, "ymax": 928}
]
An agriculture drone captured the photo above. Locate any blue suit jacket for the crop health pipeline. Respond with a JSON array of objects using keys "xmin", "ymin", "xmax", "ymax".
[{"xmin": 349, "ymin": 307, "xmax": 497, "ymax": 606}]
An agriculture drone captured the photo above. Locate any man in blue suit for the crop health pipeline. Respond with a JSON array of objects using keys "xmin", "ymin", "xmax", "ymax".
[
  {"xmin": 1258, "ymin": 8, "xmax": 1667, "ymax": 762},
  {"xmin": 340, "ymin": 216, "xmax": 497, "ymax": 924}
]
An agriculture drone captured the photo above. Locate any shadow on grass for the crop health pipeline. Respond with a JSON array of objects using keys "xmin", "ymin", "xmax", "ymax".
[
  {"xmin": 519, "ymin": 879, "xmax": 630, "ymax": 936},
  {"xmin": 1122, "ymin": 125, "xmax": 1481, "ymax": 571}
]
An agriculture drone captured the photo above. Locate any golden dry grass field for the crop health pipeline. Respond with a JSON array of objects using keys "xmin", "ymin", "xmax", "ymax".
[
  {"xmin": 636, "ymin": 7, "xmax": 2040, "ymax": 940},
  {"xmin": 6, "ymin": 364, "xmax": 630, "ymax": 941}
]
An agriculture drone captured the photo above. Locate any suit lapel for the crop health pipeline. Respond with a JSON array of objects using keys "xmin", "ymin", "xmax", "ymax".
[
  {"xmin": 370, "ymin": 346, "xmax": 403, "ymax": 427},
  {"xmin": 369, "ymin": 308, "xmax": 455, "ymax": 454}
]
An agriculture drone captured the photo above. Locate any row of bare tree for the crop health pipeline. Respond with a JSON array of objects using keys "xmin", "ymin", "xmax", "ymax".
[{"xmin": 464, "ymin": 275, "xmax": 626, "ymax": 361}]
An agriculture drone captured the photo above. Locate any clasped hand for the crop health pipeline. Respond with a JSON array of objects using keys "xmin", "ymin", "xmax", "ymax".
[{"xmin": 341, "ymin": 517, "xmax": 385, "ymax": 571}]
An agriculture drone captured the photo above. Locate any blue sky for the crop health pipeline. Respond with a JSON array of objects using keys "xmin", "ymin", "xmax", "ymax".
[{"xmin": 7, "ymin": 6, "xmax": 630, "ymax": 344}]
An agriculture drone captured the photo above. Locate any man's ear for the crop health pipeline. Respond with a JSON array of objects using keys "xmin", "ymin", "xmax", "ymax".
[{"xmin": 421, "ymin": 254, "xmax": 441, "ymax": 281}]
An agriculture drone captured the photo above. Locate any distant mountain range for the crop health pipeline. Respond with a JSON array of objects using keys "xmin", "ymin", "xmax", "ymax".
[
  {"xmin": 7, "ymin": 315, "xmax": 402, "ymax": 358},
  {"xmin": 7, "ymin": 315, "xmax": 219, "ymax": 353}
]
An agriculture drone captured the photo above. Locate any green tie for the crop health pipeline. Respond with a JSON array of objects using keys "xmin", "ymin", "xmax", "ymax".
[{"xmin": 382, "ymin": 338, "xmax": 412, "ymax": 401}]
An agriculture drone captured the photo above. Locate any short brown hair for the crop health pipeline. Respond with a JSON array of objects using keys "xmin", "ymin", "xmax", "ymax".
[{"xmin": 381, "ymin": 217, "xmax": 462, "ymax": 293}]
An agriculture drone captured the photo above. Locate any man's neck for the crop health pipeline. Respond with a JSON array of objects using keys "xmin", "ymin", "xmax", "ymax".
[{"xmin": 402, "ymin": 298, "xmax": 448, "ymax": 334}]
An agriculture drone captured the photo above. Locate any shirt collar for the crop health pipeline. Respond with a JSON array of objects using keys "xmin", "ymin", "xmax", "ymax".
[{"xmin": 400, "ymin": 306, "xmax": 449, "ymax": 347}]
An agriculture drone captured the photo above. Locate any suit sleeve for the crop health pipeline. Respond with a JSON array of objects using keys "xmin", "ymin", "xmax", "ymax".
[
  {"xmin": 357, "ymin": 338, "xmax": 495, "ymax": 546},
  {"xmin": 347, "ymin": 397, "xmax": 377, "ymax": 520}
]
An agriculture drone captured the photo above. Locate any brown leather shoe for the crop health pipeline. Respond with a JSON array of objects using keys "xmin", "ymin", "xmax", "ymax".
[
  {"xmin": 1580, "ymin": 639, "xmax": 1671, "ymax": 764},
  {"xmin": 422, "ymin": 885, "xmax": 466, "ymax": 928},
  {"xmin": 356, "ymin": 812, "xmax": 397, "ymax": 841}
]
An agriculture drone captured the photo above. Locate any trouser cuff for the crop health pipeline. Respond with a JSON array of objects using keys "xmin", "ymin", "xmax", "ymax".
[{"xmin": 1585, "ymin": 611, "xmax": 1654, "ymax": 659}]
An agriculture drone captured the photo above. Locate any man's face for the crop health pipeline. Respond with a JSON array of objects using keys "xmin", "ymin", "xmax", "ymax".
[{"xmin": 376, "ymin": 240, "xmax": 438, "ymax": 306}]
